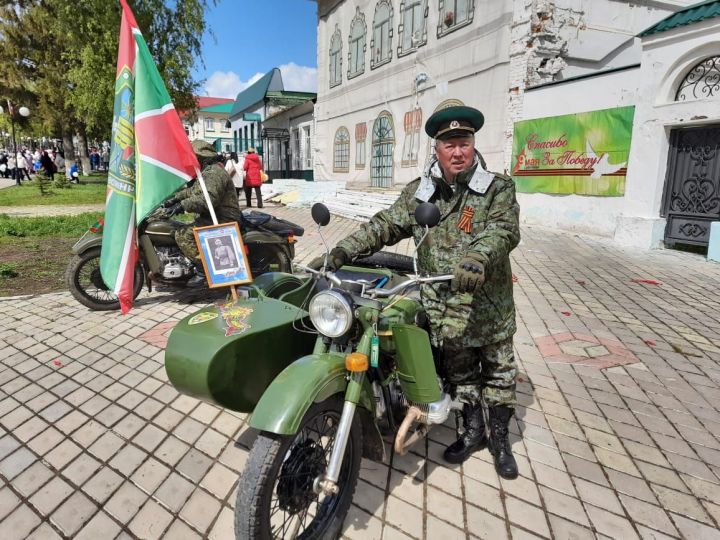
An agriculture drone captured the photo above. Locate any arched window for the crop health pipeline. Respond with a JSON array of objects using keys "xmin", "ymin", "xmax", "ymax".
[
  {"xmin": 371, "ymin": 112, "xmax": 395, "ymax": 187},
  {"xmin": 333, "ymin": 127, "xmax": 350, "ymax": 172},
  {"xmin": 329, "ymin": 25, "xmax": 342, "ymax": 88},
  {"xmin": 676, "ymin": 56, "xmax": 720, "ymax": 101},
  {"xmin": 348, "ymin": 8, "xmax": 366, "ymax": 79},
  {"xmin": 398, "ymin": 0, "xmax": 428, "ymax": 56},
  {"xmin": 370, "ymin": 1, "xmax": 393, "ymax": 69},
  {"xmin": 437, "ymin": 0, "xmax": 475, "ymax": 38}
]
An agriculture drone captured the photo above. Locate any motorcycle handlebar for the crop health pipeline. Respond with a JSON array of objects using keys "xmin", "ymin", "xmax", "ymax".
[
  {"xmin": 294, "ymin": 263, "xmax": 343, "ymax": 287},
  {"xmin": 370, "ymin": 274, "xmax": 454, "ymax": 298}
]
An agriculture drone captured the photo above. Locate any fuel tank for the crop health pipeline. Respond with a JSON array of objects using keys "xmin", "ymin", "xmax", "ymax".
[{"xmin": 144, "ymin": 219, "xmax": 185, "ymax": 246}]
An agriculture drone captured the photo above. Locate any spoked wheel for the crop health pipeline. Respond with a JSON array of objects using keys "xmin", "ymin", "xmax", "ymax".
[
  {"xmin": 235, "ymin": 396, "xmax": 362, "ymax": 540},
  {"xmin": 65, "ymin": 247, "xmax": 144, "ymax": 310},
  {"xmin": 247, "ymin": 244, "xmax": 292, "ymax": 276}
]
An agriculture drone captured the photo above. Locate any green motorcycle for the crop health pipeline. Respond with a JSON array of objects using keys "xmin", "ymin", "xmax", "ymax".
[{"xmin": 165, "ymin": 202, "xmax": 460, "ymax": 539}]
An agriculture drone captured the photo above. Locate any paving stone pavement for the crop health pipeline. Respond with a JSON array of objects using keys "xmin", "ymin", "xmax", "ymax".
[{"xmin": 2, "ymin": 205, "xmax": 720, "ymax": 539}]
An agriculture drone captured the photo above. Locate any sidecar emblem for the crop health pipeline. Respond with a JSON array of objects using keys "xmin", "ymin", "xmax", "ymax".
[
  {"xmin": 219, "ymin": 305, "xmax": 254, "ymax": 337},
  {"xmin": 188, "ymin": 311, "xmax": 219, "ymax": 325}
]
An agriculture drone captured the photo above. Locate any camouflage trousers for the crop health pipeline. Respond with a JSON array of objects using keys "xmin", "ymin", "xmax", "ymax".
[
  {"xmin": 440, "ymin": 336, "xmax": 517, "ymax": 407},
  {"xmin": 175, "ymin": 225, "xmax": 203, "ymax": 263}
]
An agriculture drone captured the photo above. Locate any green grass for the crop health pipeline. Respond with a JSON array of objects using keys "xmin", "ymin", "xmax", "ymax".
[
  {"xmin": 0, "ymin": 212, "xmax": 104, "ymax": 238},
  {"xmin": 0, "ymin": 177, "xmax": 107, "ymax": 206}
]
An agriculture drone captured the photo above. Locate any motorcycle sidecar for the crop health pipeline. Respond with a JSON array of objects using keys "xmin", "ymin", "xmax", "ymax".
[{"xmin": 164, "ymin": 272, "xmax": 317, "ymax": 413}]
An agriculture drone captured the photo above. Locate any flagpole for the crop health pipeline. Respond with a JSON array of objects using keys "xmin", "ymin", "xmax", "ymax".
[
  {"xmin": 194, "ymin": 166, "xmax": 238, "ymax": 300},
  {"xmin": 195, "ymin": 167, "xmax": 218, "ymax": 225}
]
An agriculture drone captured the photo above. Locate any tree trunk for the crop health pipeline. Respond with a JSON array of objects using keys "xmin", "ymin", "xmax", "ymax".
[
  {"xmin": 62, "ymin": 127, "xmax": 76, "ymax": 173},
  {"xmin": 76, "ymin": 127, "xmax": 91, "ymax": 175}
]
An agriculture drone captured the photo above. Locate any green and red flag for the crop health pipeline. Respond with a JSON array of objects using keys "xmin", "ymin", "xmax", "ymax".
[{"xmin": 101, "ymin": 0, "xmax": 199, "ymax": 314}]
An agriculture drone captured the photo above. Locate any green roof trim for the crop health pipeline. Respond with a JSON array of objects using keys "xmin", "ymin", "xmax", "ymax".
[
  {"xmin": 639, "ymin": 0, "xmax": 720, "ymax": 37},
  {"xmin": 229, "ymin": 68, "xmax": 284, "ymax": 119},
  {"xmin": 199, "ymin": 102, "xmax": 233, "ymax": 114}
]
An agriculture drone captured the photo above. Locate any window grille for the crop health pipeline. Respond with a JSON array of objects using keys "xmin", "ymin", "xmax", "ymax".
[
  {"xmin": 371, "ymin": 112, "xmax": 395, "ymax": 187},
  {"xmin": 676, "ymin": 56, "xmax": 720, "ymax": 102}
]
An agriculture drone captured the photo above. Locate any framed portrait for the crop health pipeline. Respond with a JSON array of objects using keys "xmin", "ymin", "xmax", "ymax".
[{"xmin": 193, "ymin": 222, "xmax": 253, "ymax": 288}]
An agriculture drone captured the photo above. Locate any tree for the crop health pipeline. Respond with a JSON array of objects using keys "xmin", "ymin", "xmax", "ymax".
[{"xmin": 0, "ymin": 0, "xmax": 215, "ymax": 150}]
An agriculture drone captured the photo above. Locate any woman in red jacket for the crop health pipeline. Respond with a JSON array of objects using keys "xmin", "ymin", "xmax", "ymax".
[{"xmin": 242, "ymin": 148, "xmax": 263, "ymax": 208}]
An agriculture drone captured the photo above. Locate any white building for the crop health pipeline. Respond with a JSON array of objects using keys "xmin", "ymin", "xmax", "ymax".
[
  {"xmin": 314, "ymin": 0, "xmax": 719, "ymax": 250},
  {"xmin": 262, "ymin": 99, "xmax": 316, "ymax": 180}
]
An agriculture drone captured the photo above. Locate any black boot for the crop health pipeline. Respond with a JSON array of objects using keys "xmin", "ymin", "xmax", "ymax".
[
  {"xmin": 488, "ymin": 406, "xmax": 518, "ymax": 479},
  {"xmin": 443, "ymin": 403, "xmax": 487, "ymax": 464}
]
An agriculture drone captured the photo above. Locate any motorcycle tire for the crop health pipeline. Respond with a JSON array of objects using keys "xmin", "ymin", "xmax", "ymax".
[
  {"xmin": 247, "ymin": 243, "xmax": 292, "ymax": 276},
  {"xmin": 65, "ymin": 246, "xmax": 144, "ymax": 311},
  {"xmin": 235, "ymin": 395, "xmax": 362, "ymax": 540}
]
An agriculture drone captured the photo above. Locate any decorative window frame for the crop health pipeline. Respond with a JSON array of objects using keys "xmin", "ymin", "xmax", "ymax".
[
  {"xmin": 401, "ymin": 108, "xmax": 423, "ymax": 167},
  {"xmin": 355, "ymin": 122, "xmax": 367, "ymax": 169},
  {"xmin": 370, "ymin": 0, "xmax": 394, "ymax": 70},
  {"xmin": 437, "ymin": 0, "xmax": 475, "ymax": 39},
  {"xmin": 397, "ymin": 0, "xmax": 428, "ymax": 57},
  {"xmin": 333, "ymin": 126, "xmax": 350, "ymax": 173},
  {"xmin": 348, "ymin": 7, "xmax": 367, "ymax": 80},
  {"xmin": 329, "ymin": 24, "xmax": 343, "ymax": 88}
]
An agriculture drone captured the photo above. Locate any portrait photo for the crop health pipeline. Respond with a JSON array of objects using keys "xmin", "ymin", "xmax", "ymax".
[{"xmin": 193, "ymin": 222, "xmax": 253, "ymax": 288}]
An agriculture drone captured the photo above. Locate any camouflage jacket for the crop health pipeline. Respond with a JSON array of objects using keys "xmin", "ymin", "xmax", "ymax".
[
  {"xmin": 175, "ymin": 163, "xmax": 242, "ymax": 224},
  {"xmin": 337, "ymin": 157, "xmax": 520, "ymax": 347}
]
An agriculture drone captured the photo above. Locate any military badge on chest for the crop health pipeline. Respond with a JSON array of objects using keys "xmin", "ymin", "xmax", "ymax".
[{"xmin": 458, "ymin": 206, "xmax": 474, "ymax": 233}]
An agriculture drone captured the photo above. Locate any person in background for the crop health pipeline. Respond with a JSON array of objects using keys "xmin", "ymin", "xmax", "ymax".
[
  {"xmin": 101, "ymin": 146, "xmax": 110, "ymax": 171},
  {"xmin": 16, "ymin": 150, "xmax": 31, "ymax": 183},
  {"xmin": 40, "ymin": 150, "xmax": 55, "ymax": 180},
  {"xmin": 8, "ymin": 153, "xmax": 17, "ymax": 183},
  {"xmin": 53, "ymin": 150, "xmax": 65, "ymax": 175},
  {"xmin": 0, "ymin": 152, "xmax": 8, "ymax": 179},
  {"xmin": 242, "ymin": 147, "xmax": 263, "ymax": 208},
  {"xmin": 225, "ymin": 151, "xmax": 244, "ymax": 196}
]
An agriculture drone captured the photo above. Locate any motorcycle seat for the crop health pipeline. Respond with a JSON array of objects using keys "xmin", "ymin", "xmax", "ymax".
[{"xmin": 242, "ymin": 210, "xmax": 273, "ymax": 227}]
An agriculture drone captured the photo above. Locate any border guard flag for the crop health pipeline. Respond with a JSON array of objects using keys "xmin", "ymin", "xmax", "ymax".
[{"xmin": 101, "ymin": 0, "xmax": 199, "ymax": 314}]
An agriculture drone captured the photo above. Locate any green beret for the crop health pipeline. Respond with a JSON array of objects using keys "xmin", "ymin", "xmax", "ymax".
[{"xmin": 425, "ymin": 105, "xmax": 484, "ymax": 139}]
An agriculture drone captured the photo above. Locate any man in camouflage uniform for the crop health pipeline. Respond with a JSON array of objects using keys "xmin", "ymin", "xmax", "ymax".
[
  {"xmin": 310, "ymin": 105, "xmax": 520, "ymax": 478},
  {"xmin": 164, "ymin": 140, "xmax": 242, "ymax": 286}
]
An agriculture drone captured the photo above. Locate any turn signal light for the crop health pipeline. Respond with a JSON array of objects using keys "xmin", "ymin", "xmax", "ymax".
[
  {"xmin": 287, "ymin": 233, "xmax": 297, "ymax": 244},
  {"xmin": 345, "ymin": 352, "xmax": 369, "ymax": 372}
]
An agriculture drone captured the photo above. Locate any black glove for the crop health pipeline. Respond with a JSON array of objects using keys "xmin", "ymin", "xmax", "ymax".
[
  {"xmin": 308, "ymin": 247, "xmax": 349, "ymax": 271},
  {"xmin": 451, "ymin": 255, "xmax": 485, "ymax": 293},
  {"xmin": 163, "ymin": 202, "xmax": 183, "ymax": 217},
  {"xmin": 162, "ymin": 197, "xmax": 179, "ymax": 208}
]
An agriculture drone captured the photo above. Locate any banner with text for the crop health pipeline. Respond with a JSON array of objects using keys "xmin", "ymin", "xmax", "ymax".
[{"xmin": 511, "ymin": 106, "xmax": 635, "ymax": 196}]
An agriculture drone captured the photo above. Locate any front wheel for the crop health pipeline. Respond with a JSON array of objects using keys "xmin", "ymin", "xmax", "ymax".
[
  {"xmin": 235, "ymin": 396, "xmax": 362, "ymax": 540},
  {"xmin": 65, "ymin": 246, "xmax": 144, "ymax": 310}
]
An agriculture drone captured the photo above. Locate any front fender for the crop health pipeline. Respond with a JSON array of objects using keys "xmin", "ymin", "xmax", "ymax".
[
  {"xmin": 71, "ymin": 231, "xmax": 103, "ymax": 255},
  {"xmin": 250, "ymin": 352, "xmax": 374, "ymax": 435}
]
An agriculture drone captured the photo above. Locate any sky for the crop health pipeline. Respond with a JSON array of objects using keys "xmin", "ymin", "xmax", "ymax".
[{"xmin": 195, "ymin": 0, "xmax": 319, "ymax": 99}]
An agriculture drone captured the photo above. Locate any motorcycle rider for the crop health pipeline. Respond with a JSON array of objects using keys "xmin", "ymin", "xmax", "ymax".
[
  {"xmin": 309, "ymin": 105, "xmax": 521, "ymax": 479},
  {"xmin": 163, "ymin": 140, "xmax": 242, "ymax": 286}
]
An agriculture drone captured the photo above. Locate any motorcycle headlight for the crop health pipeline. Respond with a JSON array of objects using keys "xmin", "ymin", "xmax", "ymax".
[{"xmin": 309, "ymin": 290, "xmax": 354, "ymax": 338}]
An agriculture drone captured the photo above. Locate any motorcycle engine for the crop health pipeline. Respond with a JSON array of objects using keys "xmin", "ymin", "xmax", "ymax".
[{"xmin": 156, "ymin": 247, "xmax": 194, "ymax": 279}]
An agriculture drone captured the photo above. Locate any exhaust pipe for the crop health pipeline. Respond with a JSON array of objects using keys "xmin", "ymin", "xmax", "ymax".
[{"xmin": 394, "ymin": 393, "xmax": 459, "ymax": 455}]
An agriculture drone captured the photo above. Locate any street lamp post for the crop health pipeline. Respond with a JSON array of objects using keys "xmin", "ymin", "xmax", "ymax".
[{"xmin": 0, "ymin": 100, "xmax": 31, "ymax": 154}]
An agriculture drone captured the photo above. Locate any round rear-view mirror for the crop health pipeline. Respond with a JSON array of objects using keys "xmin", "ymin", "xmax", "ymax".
[
  {"xmin": 414, "ymin": 202, "xmax": 441, "ymax": 228},
  {"xmin": 311, "ymin": 203, "xmax": 331, "ymax": 226}
]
